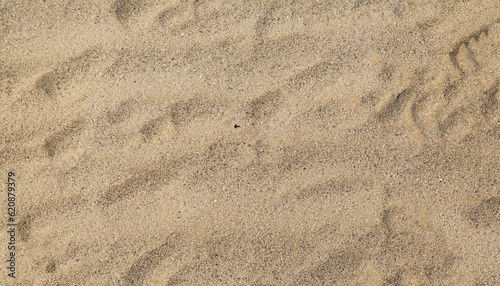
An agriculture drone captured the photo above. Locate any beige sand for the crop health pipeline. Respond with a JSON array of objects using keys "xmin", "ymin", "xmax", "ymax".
[{"xmin": 1, "ymin": 0, "xmax": 499, "ymax": 285}]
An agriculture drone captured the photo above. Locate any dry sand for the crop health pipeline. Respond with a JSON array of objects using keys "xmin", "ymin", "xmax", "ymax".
[{"xmin": 1, "ymin": 0, "xmax": 500, "ymax": 285}]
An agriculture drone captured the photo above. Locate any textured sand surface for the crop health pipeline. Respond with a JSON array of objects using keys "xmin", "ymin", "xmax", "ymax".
[{"xmin": 1, "ymin": 0, "xmax": 500, "ymax": 285}]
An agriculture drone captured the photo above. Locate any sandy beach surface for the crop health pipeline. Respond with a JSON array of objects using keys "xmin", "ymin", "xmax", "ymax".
[{"xmin": 1, "ymin": 0, "xmax": 499, "ymax": 285}]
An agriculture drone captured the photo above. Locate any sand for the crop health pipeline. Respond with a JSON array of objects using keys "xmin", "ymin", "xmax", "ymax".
[{"xmin": 1, "ymin": 0, "xmax": 499, "ymax": 285}]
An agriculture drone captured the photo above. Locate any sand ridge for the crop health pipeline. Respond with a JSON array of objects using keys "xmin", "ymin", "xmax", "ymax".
[{"xmin": 1, "ymin": 0, "xmax": 499, "ymax": 285}]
